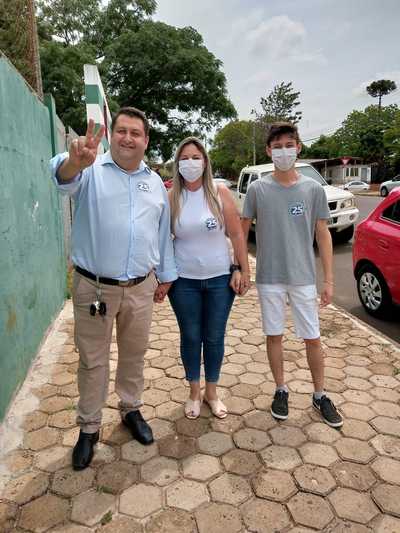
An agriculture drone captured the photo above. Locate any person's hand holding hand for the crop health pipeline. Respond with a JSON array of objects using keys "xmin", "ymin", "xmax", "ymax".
[{"xmin": 154, "ymin": 282, "xmax": 172, "ymax": 303}]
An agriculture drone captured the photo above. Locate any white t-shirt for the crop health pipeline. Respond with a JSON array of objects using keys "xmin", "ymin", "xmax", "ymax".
[{"xmin": 173, "ymin": 186, "xmax": 231, "ymax": 279}]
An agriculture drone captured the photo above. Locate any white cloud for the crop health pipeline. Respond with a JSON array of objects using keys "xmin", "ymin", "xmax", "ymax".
[
  {"xmin": 247, "ymin": 15, "xmax": 306, "ymax": 59},
  {"xmin": 353, "ymin": 70, "xmax": 400, "ymax": 97}
]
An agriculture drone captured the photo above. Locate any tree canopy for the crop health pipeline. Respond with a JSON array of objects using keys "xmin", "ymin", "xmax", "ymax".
[
  {"xmin": 257, "ymin": 81, "xmax": 302, "ymax": 126},
  {"xmin": 366, "ymin": 79, "xmax": 397, "ymax": 108}
]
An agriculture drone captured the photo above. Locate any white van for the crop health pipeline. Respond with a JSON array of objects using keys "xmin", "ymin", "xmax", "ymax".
[{"xmin": 234, "ymin": 162, "xmax": 359, "ymax": 243}]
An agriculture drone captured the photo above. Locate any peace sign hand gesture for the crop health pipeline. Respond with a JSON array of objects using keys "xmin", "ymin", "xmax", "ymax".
[{"xmin": 69, "ymin": 119, "xmax": 105, "ymax": 171}]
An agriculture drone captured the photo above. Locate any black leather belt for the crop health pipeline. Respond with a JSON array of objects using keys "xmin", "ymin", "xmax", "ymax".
[{"xmin": 76, "ymin": 266, "xmax": 149, "ymax": 287}]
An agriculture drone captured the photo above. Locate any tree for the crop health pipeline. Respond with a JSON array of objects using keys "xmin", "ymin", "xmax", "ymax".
[
  {"xmin": 366, "ymin": 79, "xmax": 397, "ymax": 109},
  {"xmin": 102, "ymin": 21, "xmax": 236, "ymax": 159},
  {"xmin": 257, "ymin": 81, "xmax": 302, "ymax": 127},
  {"xmin": 383, "ymin": 114, "xmax": 400, "ymax": 173},
  {"xmin": 0, "ymin": 0, "xmax": 31, "ymax": 83},
  {"xmin": 301, "ymin": 134, "xmax": 340, "ymax": 160},
  {"xmin": 210, "ymin": 120, "xmax": 268, "ymax": 178}
]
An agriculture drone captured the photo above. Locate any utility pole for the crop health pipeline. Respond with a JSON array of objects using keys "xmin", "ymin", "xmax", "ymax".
[
  {"xmin": 26, "ymin": 0, "xmax": 43, "ymax": 98},
  {"xmin": 251, "ymin": 109, "xmax": 256, "ymax": 165}
]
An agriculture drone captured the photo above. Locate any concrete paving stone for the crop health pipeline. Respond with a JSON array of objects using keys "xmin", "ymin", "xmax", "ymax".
[
  {"xmin": 229, "ymin": 328, "xmax": 249, "ymax": 339},
  {"xmin": 218, "ymin": 373, "xmax": 239, "ymax": 387},
  {"xmin": 141, "ymin": 456, "xmax": 179, "ymax": 486},
  {"xmin": 121, "ymin": 439, "xmax": 158, "ymax": 463},
  {"xmin": 324, "ymin": 520, "xmax": 372, "ymax": 533},
  {"xmin": 344, "ymin": 366, "xmax": 373, "ymax": 379},
  {"xmin": 24, "ymin": 426, "xmax": 60, "ymax": 451},
  {"xmin": 145, "ymin": 509, "xmax": 197, "ymax": 533},
  {"xmin": 2, "ymin": 449, "xmax": 33, "ymax": 474},
  {"xmin": 369, "ymin": 363, "xmax": 397, "ymax": 375},
  {"xmin": 143, "ymin": 367, "xmax": 165, "ymax": 380},
  {"xmin": 71, "ymin": 489, "xmax": 116, "ymax": 526},
  {"xmin": 209, "ymin": 472, "xmax": 252, "ymax": 505},
  {"xmin": 32, "ymin": 383, "xmax": 58, "ymax": 399},
  {"xmin": 371, "ymin": 515, "xmax": 400, "ymax": 533},
  {"xmin": 166, "ymin": 479, "xmax": 209, "ymax": 511},
  {"xmin": 238, "ymin": 372, "xmax": 265, "ymax": 385},
  {"xmin": 370, "ymin": 375, "xmax": 399, "ymax": 388},
  {"xmin": 371, "ymin": 416, "xmax": 400, "ymax": 437},
  {"xmin": 169, "ymin": 386, "xmax": 190, "ymax": 403},
  {"xmin": 96, "ymin": 460, "xmax": 138, "ymax": 493},
  {"xmin": 119, "ymin": 483, "xmax": 162, "ymax": 518},
  {"xmin": 142, "ymin": 388, "xmax": 170, "ymax": 407},
  {"xmin": 269, "ymin": 425, "xmax": 307, "ymax": 447},
  {"xmin": 59, "ymin": 381, "xmax": 79, "ymax": 398},
  {"xmin": 176, "ymin": 417, "xmax": 210, "ymax": 438},
  {"xmin": 151, "ymin": 339, "xmax": 174, "ymax": 350},
  {"xmin": 52, "ymin": 466, "xmax": 95, "ymax": 497},
  {"xmin": 195, "ymin": 502, "xmax": 242, "ymax": 533},
  {"xmin": 91, "ymin": 443, "xmax": 118, "ymax": 466},
  {"xmin": 159, "ymin": 434, "xmax": 197, "ymax": 459},
  {"xmin": 332, "ymin": 462, "xmax": 377, "ymax": 491},
  {"xmin": 371, "ymin": 400, "xmax": 400, "ymax": 418},
  {"xmin": 329, "ymin": 487, "xmax": 379, "ymax": 524},
  {"xmin": 21, "ymin": 410, "xmax": 48, "ymax": 432},
  {"xmin": 221, "ymin": 363, "xmax": 246, "ymax": 375},
  {"xmin": 334, "ymin": 437, "xmax": 376, "ymax": 464},
  {"xmin": 343, "ymin": 390, "xmax": 374, "ymax": 405},
  {"xmin": 96, "ymin": 515, "xmax": 143, "ymax": 532},
  {"xmin": 345, "ymin": 354, "xmax": 371, "ymax": 365},
  {"xmin": 240, "ymin": 498, "xmax": 291, "ymax": 532},
  {"xmin": 252, "ymin": 394, "xmax": 273, "ymax": 411},
  {"xmin": 233, "ymin": 427, "xmax": 270, "ymax": 451},
  {"xmin": 2, "ymin": 470, "xmax": 49, "ymax": 505},
  {"xmin": 223, "ymin": 396, "xmax": 253, "ymax": 415},
  {"xmin": 347, "ymin": 337, "xmax": 371, "ymax": 347},
  {"xmin": 252, "ymin": 468, "xmax": 297, "ymax": 501},
  {"xmin": 372, "ymin": 483, "xmax": 400, "ymax": 517},
  {"xmin": 288, "ymin": 380, "xmax": 314, "ymax": 394},
  {"xmin": 222, "ymin": 448, "xmax": 261, "ymax": 476},
  {"xmin": 230, "ymin": 383, "xmax": 260, "ymax": 399},
  {"xmin": 286, "ymin": 408, "xmax": 313, "ymax": 429},
  {"xmin": 50, "ymin": 372, "xmax": 75, "ymax": 386},
  {"xmin": 300, "ymin": 442, "xmax": 339, "ymax": 467},
  {"xmin": 35, "ymin": 445, "xmax": 72, "ymax": 472},
  {"xmin": 341, "ymin": 419, "xmax": 376, "ymax": 441},
  {"xmin": 304, "ymin": 422, "xmax": 341, "ymax": 444},
  {"xmin": 243, "ymin": 409, "xmax": 277, "ymax": 431},
  {"xmin": 252, "ymin": 350, "xmax": 269, "ymax": 363},
  {"xmin": 165, "ymin": 365, "xmax": 186, "ymax": 379},
  {"xmin": 344, "ymin": 377, "xmax": 372, "ymax": 391},
  {"xmin": 153, "ymin": 377, "xmax": 182, "ymax": 391},
  {"xmin": 325, "ymin": 367, "xmax": 346, "ymax": 380},
  {"xmin": 155, "ymin": 400, "xmax": 183, "ymax": 421},
  {"xmin": 151, "ymin": 356, "xmax": 176, "ymax": 369},
  {"xmin": 148, "ymin": 418, "xmax": 175, "ymax": 440},
  {"xmin": 287, "ymin": 492, "xmax": 334, "ymax": 529},
  {"xmin": 291, "ymin": 369, "xmax": 313, "ymax": 381},
  {"xmin": 0, "ymin": 502, "xmax": 17, "ymax": 533},
  {"xmin": 371, "ymin": 457, "xmax": 400, "ymax": 485},
  {"xmin": 260, "ymin": 445, "xmax": 302, "ymax": 470},
  {"xmin": 100, "ymin": 423, "xmax": 131, "ymax": 446},
  {"xmin": 246, "ymin": 361, "xmax": 269, "ymax": 373},
  {"xmin": 197, "ymin": 431, "xmax": 233, "ymax": 456},
  {"xmin": 102, "ymin": 407, "xmax": 123, "ymax": 425},
  {"xmin": 182, "ymin": 453, "xmax": 222, "ymax": 481},
  {"xmin": 341, "ymin": 403, "xmax": 375, "ymax": 421},
  {"xmin": 49, "ymin": 409, "xmax": 77, "ymax": 429},
  {"xmin": 294, "ymin": 464, "xmax": 336, "ymax": 495},
  {"xmin": 370, "ymin": 434, "xmax": 400, "ymax": 459},
  {"xmin": 18, "ymin": 493, "xmax": 70, "ymax": 532},
  {"xmin": 210, "ymin": 414, "xmax": 244, "ymax": 434}
]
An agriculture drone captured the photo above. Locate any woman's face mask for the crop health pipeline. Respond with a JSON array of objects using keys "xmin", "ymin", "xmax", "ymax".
[
  {"xmin": 271, "ymin": 147, "xmax": 298, "ymax": 171},
  {"xmin": 178, "ymin": 158, "xmax": 204, "ymax": 182}
]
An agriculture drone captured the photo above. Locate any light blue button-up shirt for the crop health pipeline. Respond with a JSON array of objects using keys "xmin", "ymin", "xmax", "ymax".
[{"xmin": 51, "ymin": 151, "xmax": 177, "ymax": 282}]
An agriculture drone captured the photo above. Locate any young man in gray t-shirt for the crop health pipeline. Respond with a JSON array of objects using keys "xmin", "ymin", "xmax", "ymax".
[{"xmin": 242, "ymin": 122, "xmax": 343, "ymax": 428}]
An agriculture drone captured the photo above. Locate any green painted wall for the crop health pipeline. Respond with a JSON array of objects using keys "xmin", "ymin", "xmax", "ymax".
[{"xmin": 0, "ymin": 57, "xmax": 66, "ymax": 421}]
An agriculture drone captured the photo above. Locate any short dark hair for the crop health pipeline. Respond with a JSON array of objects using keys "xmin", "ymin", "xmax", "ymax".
[
  {"xmin": 111, "ymin": 106, "xmax": 150, "ymax": 136},
  {"xmin": 266, "ymin": 122, "xmax": 301, "ymax": 146}
]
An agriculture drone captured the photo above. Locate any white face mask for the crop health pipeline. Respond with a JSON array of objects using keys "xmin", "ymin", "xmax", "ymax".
[
  {"xmin": 178, "ymin": 159, "xmax": 204, "ymax": 182},
  {"xmin": 271, "ymin": 147, "xmax": 298, "ymax": 171}
]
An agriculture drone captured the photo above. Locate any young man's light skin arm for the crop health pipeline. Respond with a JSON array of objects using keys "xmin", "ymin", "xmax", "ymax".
[{"xmin": 315, "ymin": 219, "xmax": 334, "ymax": 307}]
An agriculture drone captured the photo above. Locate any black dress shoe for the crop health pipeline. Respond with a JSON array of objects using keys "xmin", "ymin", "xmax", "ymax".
[
  {"xmin": 72, "ymin": 430, "xmax": 99, "ymax": 470},
  {"xmin": 123, "ymin": 410, "xmax": 154, "ymax": 445}
]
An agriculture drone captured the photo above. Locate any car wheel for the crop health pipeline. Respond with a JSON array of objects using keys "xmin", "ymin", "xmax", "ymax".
[
  {"xmin": 380, "ymin": 187, "xmax": 388, "ymax": 197},
  {"xmin": 334, "ymin": 224, "xmax": 354, "ymax": 244},
  {"xmin": 356, "ymin": 265, "xmax": 392, "ymax": 318}
]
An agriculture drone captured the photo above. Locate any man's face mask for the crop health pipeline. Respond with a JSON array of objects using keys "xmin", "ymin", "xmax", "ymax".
[
  {"xmin": 178, "ymin": 159, "xmax": 204, "ymax": 182},
  {"xmin": 271, "ymin": 147, "xmax": 298, "ymax": 171}
]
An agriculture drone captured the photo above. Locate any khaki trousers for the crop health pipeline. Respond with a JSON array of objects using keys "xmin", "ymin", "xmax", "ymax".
[{"xmin": 72, "ymin": 270, "xmax": 157, "ymax": 432}]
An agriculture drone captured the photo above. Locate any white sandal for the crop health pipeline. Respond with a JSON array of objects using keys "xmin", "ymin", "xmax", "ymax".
[
  {"xmin": 203, "ymin": 396, "xmax": 228, "ymax": 419},
  {"xmin": 184, "ymin": 398, "xmax": 202, "ymax": 419}
]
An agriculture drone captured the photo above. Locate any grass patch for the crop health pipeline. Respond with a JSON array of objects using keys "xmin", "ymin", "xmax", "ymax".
[{"xmin": 101, "ymin": 511, "xmax": 113, "ymax": 525}]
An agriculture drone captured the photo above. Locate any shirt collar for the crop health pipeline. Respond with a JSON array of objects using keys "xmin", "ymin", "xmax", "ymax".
[{"xmin": 100, "ymin": 151, "xmax": 151, "ymax": 175}]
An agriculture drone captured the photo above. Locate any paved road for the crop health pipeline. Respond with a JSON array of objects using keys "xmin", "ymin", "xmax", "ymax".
[{"xmin": 249, "ymin": 194, "xmax": 400, "ymax": 345}]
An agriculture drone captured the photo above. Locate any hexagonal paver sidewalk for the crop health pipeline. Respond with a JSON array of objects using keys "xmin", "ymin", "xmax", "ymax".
[{"xmin": 1, "ymin": 261, "xmax": 400, "ymax": 532}]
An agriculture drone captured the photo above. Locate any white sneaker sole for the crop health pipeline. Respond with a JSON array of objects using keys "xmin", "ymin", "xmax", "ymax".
[
  {"xmin": 313, "ymin": 404, "xmax": 343, "ymax": 428},
  {"xmin": 270, "ymin": 408, "xmax": 288, "ymax": 420}
]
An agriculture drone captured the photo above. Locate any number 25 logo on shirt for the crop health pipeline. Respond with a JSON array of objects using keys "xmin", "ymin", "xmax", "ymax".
[
  {"xmin": 205, "ymin": 217, "xmax": 217, "ymax": 230},
  {"xmin": 289, "ymin": 201, "xmax": 305, "ymax": 217}
]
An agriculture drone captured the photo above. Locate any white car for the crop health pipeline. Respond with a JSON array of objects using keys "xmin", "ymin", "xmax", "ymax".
[
  {"xmin": 380, "ymin": 175, "xmax": 400, "ymax": 197},
  {"xmin": 234, "ymin": 162, "xmax": 359, "ymax": 243},
  {"xmin": 214, "ymin": 177, "xmax": 233, "ymax": 189},
  {"xmin": 344, "ymin": 180, "xmax": 369, "ymax": 191}
]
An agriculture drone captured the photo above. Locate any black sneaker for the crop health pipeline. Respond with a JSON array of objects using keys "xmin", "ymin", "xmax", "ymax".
[
  {"xmin": 313, "ymin": 395, "xmax": 343, "ymax": 428},
  {"xmin": 271, "ymin": 390, "xmax": 289, "ymax": 420}
]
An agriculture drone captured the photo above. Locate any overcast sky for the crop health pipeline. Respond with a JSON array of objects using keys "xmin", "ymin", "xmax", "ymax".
[{"xmin": 155, "ymin": 0, "xmax": 400, "ymax": 143}]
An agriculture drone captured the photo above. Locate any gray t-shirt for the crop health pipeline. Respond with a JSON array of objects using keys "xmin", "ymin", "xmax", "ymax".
[{"xmin": 242, "ymin": 173, "xmax": 330, "ymax": 285}]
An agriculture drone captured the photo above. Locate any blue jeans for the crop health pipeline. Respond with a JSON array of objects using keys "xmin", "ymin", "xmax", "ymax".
[{"xmin": 168, "ymin": 274, "xmax": 235, "ymax": 382}]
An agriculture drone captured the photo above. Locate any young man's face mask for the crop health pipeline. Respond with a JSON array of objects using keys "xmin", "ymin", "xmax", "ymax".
[{"xmin": 271, "ymin": 147, "xmax": 297, "ymax": 171}]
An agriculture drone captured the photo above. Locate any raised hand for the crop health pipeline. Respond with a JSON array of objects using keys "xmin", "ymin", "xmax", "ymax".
[{"xmin": 69, "ymin": 119, "xmax": 105, "ymax": 171}]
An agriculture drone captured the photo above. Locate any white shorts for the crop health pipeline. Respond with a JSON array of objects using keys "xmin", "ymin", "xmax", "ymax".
[{"xmin": 256, "ymin": 283, "xmax": 320, "ymax": 339}]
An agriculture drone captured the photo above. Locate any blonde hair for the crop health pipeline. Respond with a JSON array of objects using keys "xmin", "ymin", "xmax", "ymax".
[{"xmin": 170, "ymin": 137, "xmax": 224, "ymax": 233}]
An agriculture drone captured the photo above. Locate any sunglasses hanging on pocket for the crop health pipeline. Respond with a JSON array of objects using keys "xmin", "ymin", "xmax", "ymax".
[{"xmin": 90, "ymin": 277, "xmax": 107, "ymax": 316}]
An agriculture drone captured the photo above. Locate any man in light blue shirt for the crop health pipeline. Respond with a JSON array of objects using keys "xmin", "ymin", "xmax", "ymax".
[{"xmin": 51, "ymin": 107, "xmax": 177, "ymax": 470}]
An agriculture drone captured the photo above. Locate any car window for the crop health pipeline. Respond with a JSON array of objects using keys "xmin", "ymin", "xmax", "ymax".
[
  {"xmin": 394, "ymin": 176, "xmax": 400, "ymax": 182},
  {"xmin": 239, "ymin": 173, "xmax": 251, "ymax": 194},
  {"xmin": 381, "ymin": 201, "xmax": 400, "ymax": 224},
  {"xmin": 261, "ymin": 166, "xmax": 327, "ymax": 185},
  {"xmin": 250, "ymin": 173, "xmax": 258, "ymax": 185}
]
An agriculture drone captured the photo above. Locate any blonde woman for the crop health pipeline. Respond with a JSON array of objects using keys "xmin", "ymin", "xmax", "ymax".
[{"xmin": 156, "ymin": 137, "xmax": 250, "ymax": 419}]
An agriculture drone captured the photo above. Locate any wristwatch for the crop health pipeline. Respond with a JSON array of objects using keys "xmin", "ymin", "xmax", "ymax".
[{"xmin": 229, "ymin": 264, "xmax": 241, "ymax": 273}]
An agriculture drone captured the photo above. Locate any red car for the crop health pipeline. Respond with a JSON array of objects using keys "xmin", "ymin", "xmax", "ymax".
[
  {"xmin": 164, "ymin": 179, "xmax": 173, "ymax": 190},
  {"xmin": 353, "ymin": 188, "xmax": 400, "ymax": 318}
]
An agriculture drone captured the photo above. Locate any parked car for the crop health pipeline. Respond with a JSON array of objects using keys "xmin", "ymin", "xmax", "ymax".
[
  {"xmin": 380, "ymin": 175, "xmax": 400, "ymax": 197},
  {"xmin": 214, "ymin": 177, "xmax": 233, "ymax": 189},
  {"xmin": 234, "ymin": 162, "xmax": 359, "ymax": 243},
  {"xmin": 353, "ymin": 188, "xmax": 400, "ymax": 318},
  {"xmin": 344, "ymin": 180, "xmax": 369, "ymax": 191},
  {"xmin": 163, "ymin": 178, "xmax": 173, "ymax": 190}
]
